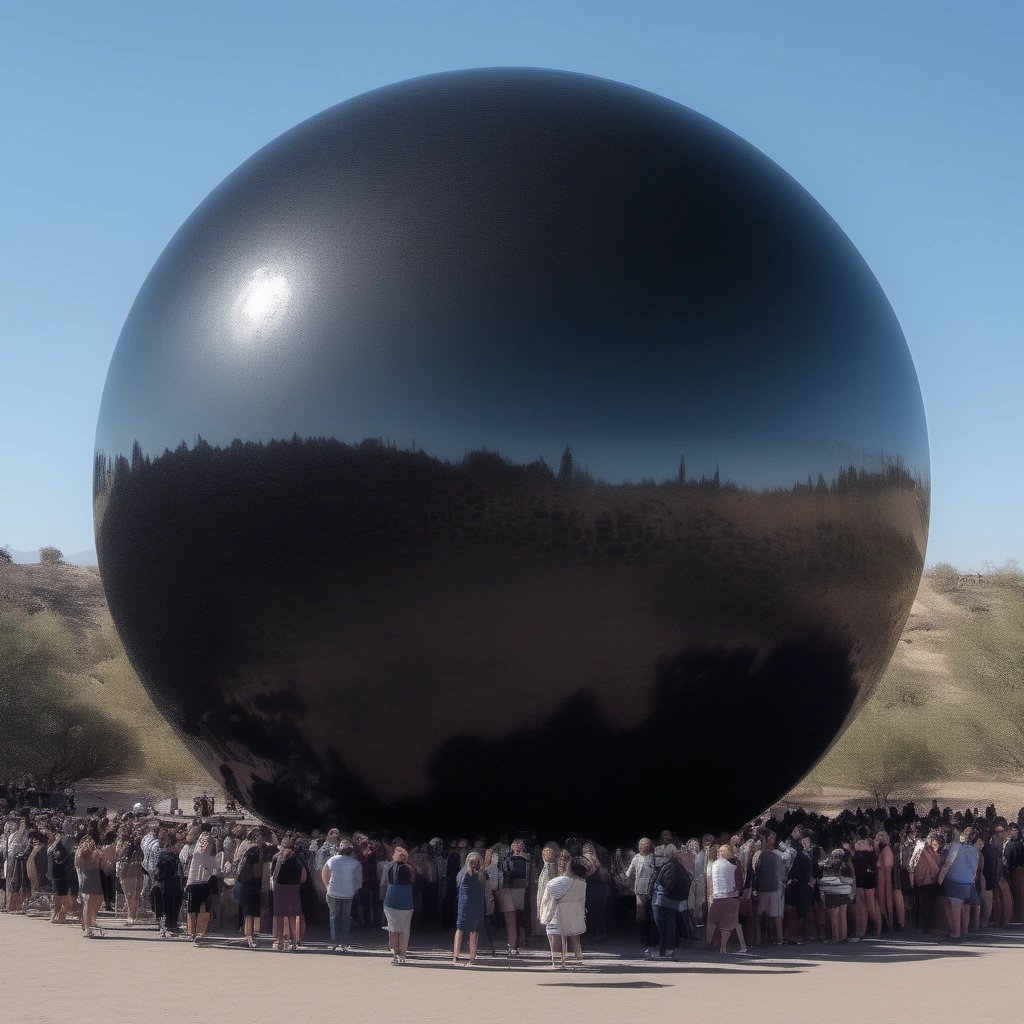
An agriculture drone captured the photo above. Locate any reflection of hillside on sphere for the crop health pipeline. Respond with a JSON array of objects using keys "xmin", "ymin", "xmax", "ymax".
[
  {"xmin": 95, "ymin": 437, "xmax": 927, "ymax": 837},
  {"xmin": 93, "ymin": 68, "xmax": 930, "ymax": 837}
]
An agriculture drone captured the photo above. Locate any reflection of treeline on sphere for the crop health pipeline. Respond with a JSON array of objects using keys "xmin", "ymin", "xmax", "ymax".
[{"xmin": 94, "ymin": 434, "xmax": 926, "ymax": 504}]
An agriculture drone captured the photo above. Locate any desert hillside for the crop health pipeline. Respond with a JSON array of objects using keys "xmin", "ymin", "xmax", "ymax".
[{"xmin": 1, "ymin": 558, "xmax": 1020, "ymax": 810}]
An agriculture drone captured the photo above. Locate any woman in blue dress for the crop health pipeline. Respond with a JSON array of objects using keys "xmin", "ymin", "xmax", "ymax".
[{"xmin": 453, "ymin": 851, "xmax": 485, "ymax": 965}]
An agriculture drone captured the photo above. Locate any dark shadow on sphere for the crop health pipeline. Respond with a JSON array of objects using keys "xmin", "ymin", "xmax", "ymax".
[{"xmin": 95, "ymin": 436, "xmax": 925, "ymax": 839}]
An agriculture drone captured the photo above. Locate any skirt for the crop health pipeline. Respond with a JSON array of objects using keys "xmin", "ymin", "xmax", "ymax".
[
  {"xmin": 240, "ymin": 879, "xmax": 262, "ymax": 918},
  {"xmin": 383, "ymin": 907, "xmax": 413, "ymax": 936},
  {"xmin": 707, "ymin": 896, "xmax": 740, "ymax": 932},
  {"xmin": 823, "ymin": 893, "xmax": 851, "ymax": 910},
  {"xmin": 273, "ymin": 883, "xmax": 302, "ymax": 918},
  {"xmin": 186, "ymin": 881, "xmax": 213, "ymax": 913},
  {"xmin": 942, "ymin": 879, "xmax": 973, "ymax": 903},
  {"xmin": 497, "ymin": 887, "xmax": 526, "ymax": 913}
]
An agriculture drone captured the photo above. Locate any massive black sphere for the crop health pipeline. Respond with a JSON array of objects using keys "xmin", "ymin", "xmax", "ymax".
[{"xmin": 95, "ymin": 68, "xmax": 929, "ymax": 840}]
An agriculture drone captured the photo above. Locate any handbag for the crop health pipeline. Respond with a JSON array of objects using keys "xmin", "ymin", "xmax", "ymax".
[{"xmin": 819, "ymin": 874, "xmax": 854, "ymax": 899}]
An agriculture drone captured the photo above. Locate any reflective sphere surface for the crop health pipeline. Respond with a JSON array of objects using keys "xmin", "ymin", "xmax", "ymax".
[{"xmin": 95, "ymin": 69, "xmax": 929, "ymax": 839}]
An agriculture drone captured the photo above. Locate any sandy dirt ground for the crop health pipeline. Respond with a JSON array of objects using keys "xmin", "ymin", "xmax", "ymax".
[{"xmin": 3, "ymin": 910, "xmax": 1021, "ymax": 1024}]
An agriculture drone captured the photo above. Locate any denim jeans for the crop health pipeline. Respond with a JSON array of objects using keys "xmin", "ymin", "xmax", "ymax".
[
  {"xmin": 654, "ymin": 904, "xmax": 677, "ymax": 954},
  {"xmin": 327, "ymin": 896, "xmax": 353, "ymax": 946}
]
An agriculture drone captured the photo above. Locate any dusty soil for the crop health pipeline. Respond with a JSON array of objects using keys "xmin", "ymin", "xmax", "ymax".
[{"xmin": 3, "ymin": 909, "xmax": 1021, "ymax": 1024}]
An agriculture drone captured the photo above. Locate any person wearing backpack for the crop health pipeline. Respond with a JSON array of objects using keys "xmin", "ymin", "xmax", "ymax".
[
  {"xmin": 498, "ymin": 837, "xmax": 533, "ymax": 954},
  {"xmin": 649, "ymin": 848, "xmax": 691, "ymax": 959}
]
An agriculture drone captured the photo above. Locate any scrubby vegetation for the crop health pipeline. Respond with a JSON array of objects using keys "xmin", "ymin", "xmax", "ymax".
[
  {"xmin": 0, "ymin": 561, "xmax": 206, "ymax": 795},
  {"xmin": 808, "ymin": 560, "xmax": 1024, "ymax": 801}
]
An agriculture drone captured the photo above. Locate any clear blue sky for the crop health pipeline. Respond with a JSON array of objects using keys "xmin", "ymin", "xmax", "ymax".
[{"xmin": 2, "ymin": 1, "xmax": 1020, "ymax": 570}]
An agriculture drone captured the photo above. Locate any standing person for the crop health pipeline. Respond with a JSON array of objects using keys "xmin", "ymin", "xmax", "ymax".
[
  {"xmin": 650, "ymin": 848, "xmax": 690, "ymax": 960},
  {"xmin": 851, "ymin": 828, "xmax": 881, "ymax": 939},
  {"xmin": 937, "ymin": 825, "xmax": 982, "ymax": 943},
  {"xmin": 156, "ymin": 831, "xmax": 185, "ymax": 937},
  {"xmin": 752, "ymin": 829, "xmax": 786, "ymax": 946},
  {"xmin": 875, "ymin": 831, "xmax": 895, "ymax": 932},
  {"xmin": 498, "ymin": 837, "xmax": 533, "ymax": 954},
  {"xmin": 581, "ymin": 842, "xmax": 611, "ymax": 944},
  {"xmin": 540, "ymin": 858, "xmax": 588, "ymax": 968},
  {"xmin": 75, "ymin": 836, "xmax": 104, "ymax": 938},
  {"xmin": 322, "ymin": 839, "xmax": 362, "ymax": 952},
  {"xmin": 271, "ymin": 838, "xmax": 307, "ymax": 952},
  {"xmin": 784, "ymin": 832, "xmax": 814, "ymax": 945},
  {"xmin": 819, "ymin": 849, "xmax": 855, "ymax": 944},
  {"xmin": 6, "ymin": 821, "xmax": 31, "ymax": 915},
  {"xmin": 116, "ymin": 826, "xmax": 146, "ymax": 927},
  {"xmin": 236, "ymin": 829, "xmax": 265, "ymax": 948},
  {"xmin": 991, "ymin": 821, "xmax": 1014, "ymax": 925},
  {"xmin": 1004, "ymin": 822, "xmax": 1024, "ymax": 923},
  {"xmin": 709, "ymin": 843, "xmax": 748, "ymax": 954},
  {"xmin": 624, "ymin": 837, "xmax": 655, "ymax": 954},
  {"xmin": 313, "ymin": 828, "xmax": 341, "ymax": 902},
  {"xmin": 533, "ymin": 843, "xmax": 559, "ymax": 937},
  {"xmin": 910, "ymin": 830, "xmax": 943, "ymax": 933},
  {"xmin": 97, "ymin": 829, "xmax": 118, "ymax": 913},
  {"xmin": 140, "ymin": 822, "xmax": 162, "ymax": 926},
  {"xmin": 453, "ymin": 851, "xmax": 485, "ymax": 965},
  {"xmin": 381, "ymin": 845, "xmax": 415, "ymax": 964},
  {"xmin": 48, "ymin": 839, "xmax": 72, "ymax": 924},
  {"xmin": 690, "ymin": 834, "xmax": 715, "ymax": 927},
  {"xmin": 184, "ymin": 831, "xmax": 220, "ymax": 945}
]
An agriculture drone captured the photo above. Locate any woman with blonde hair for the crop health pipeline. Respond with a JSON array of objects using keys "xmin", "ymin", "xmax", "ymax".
[
  {"xmin": 534, "ymin": 842, "xmax": 560, "ymax": 935},
  {"xmin": 381, "ymin": 845, "xmax": 415, "ymax": 964},
  {"xmin": 185, "ymin": 831, "xmax": 220, "ymax": 945},
  {"xmin": 709, "ymin": 843, "xmax": 749, "ymax": 953},
  {"xmin": 453, "ymin": 851, "xmax": 485, "ymax": 965}
]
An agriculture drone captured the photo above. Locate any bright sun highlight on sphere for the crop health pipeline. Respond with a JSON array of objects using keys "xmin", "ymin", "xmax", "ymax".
[{"xmin": 237, "ymin": 270, "xmax": 290, "ymax": 328}]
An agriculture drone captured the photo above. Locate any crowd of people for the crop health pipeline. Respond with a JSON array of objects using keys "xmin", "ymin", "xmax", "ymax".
[{"xmin": 1, "ymin": 797, "xmax": 1022, "ymax": 967}]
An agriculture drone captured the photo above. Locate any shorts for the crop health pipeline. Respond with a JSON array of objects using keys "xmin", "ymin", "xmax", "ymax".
[
  {"xmin": 497, "ymin": 886, "xmax": 526, "ymax": 913},
  {"xmin": 941, "ymin": 879, "xmax": 973, "ymax": 903},
  {"xmin": 756, "ymin": 890, "xmax": 784, "ymax": 918},
  {"xmin": 707, "ymin": 896, "xmax": 740, "ymax": 932},
  {"xmin": 186, "ymin": 881, "xmax": 212, "ymax": 913},
  {"xmin": 822, "ymin": 893, "xmax": 851, "ymax": 910}
]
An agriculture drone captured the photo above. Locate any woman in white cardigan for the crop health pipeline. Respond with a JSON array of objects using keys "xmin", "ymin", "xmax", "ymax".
[{"xmin": 539, "ymin": 858, "xmax": 588, "ymax": 968}]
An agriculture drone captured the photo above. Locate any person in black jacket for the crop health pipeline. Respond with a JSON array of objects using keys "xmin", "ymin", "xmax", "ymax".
[{"xmin": 649, "ymin": 850, "xmax": 691, "ymax": 960}]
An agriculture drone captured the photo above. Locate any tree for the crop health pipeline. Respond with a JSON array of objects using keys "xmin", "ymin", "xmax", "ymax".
[
  {"xmin": 0, "ymin": 608, "xmax": 142, "ymax": 787},
  {"xmin": 677, "ymin": 454, "xmax": 686, "ymax": 485},
  {"xmin": 39, "ymin": 545, "xmax": 63, "ymax": 565},
  {"xmin": 856, "ymin": 736, "xmax": 945, "ymax": 806},
  {"xmin": 558, "ymin": 445, "xmax": 574, "ymax": 484},
  {"xmin": 928, "ymin": 562, "xmax": 961, "ymax": 594},
  {"xmin": 0, "ymin": 546, "xmax": 11, "ymax": 564}
]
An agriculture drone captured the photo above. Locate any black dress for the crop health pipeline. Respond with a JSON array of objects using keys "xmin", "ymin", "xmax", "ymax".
[{"xmin": 240, "ymin": 848, "xmax": 262, "ymax": 918}]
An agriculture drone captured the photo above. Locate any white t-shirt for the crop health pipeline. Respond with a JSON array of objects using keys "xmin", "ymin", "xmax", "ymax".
[{"xmin": 325, "ymin": 854, "xmax": 363, "ymax": 899}]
